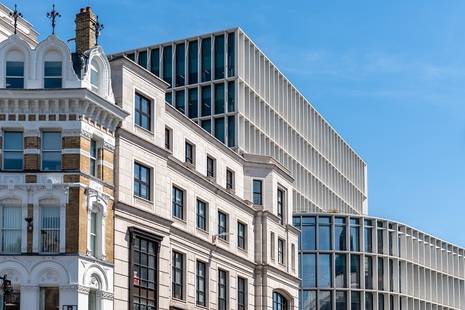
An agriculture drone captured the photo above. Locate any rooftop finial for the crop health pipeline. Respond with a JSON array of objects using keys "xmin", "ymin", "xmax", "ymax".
[
  {"xmin": 94, "ymin": 15, "xmax": 104, "ymax": 45},
  {"xmin": 46, "ymin": 4, "xmax": 61, "ymax": 35},
  {"xmin": 9, "ymin": 4, "xmax": 23, "ymax": 35}
]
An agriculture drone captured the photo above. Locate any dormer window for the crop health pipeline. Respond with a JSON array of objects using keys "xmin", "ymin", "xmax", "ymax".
[
  {"xmin": 90, "ymin": 60, "xmax": 100, "ymax": 93},
  {"xmin": 44, "ymin": 61, "xmax": 62, "ymax": 88},
  {"xmin": 6, "ymin": 61, "xmax": 24, "ymax": 88}
]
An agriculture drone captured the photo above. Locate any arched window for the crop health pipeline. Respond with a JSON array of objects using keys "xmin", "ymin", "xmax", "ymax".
[
  {"xmin": 5, "ymin": 50, "xmax": 25, "ymax": 88},
  {"xmin": 273, "ymin": 292, "xmax": 288, "ymax": 310},
  {"xmin": 90, "ymin": 59, "xmax": 100, "ymax": 93},
  {"xmin": 88, "ymin": 203, "xmax": 103, "ymax": 259},
  {"xmin": 44, "ymin": 50, "xmax": 63, "ymax": 88}
]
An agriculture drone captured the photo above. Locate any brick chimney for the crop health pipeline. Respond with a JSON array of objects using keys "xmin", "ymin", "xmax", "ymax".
[{"xmin": 75, "ymin": 7, "xmax": 96, "ymax": 54}]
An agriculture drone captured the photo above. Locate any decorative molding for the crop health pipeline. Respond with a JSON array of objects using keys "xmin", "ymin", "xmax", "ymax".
[
  {"xmin": 60, "ymin": 284, "xmax": 79, "ymax": 292},
  {"xmin": 98, "ymin": 291, "xmax": 114, "ymax": 300},
  {"xmin": 20, "ymin": 285, "xmax": 40, "ymax": 292},
  {"xmin": 77, "ymin": 285, "xmax": 90, "ymax": 294}
]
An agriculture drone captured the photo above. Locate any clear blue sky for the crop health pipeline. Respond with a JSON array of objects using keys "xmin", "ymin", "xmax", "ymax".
[{"xmin": 4, "ymin": 1, "xmax": 465, "ymax": 247}]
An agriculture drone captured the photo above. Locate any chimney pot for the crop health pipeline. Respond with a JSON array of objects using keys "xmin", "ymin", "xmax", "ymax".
[
  {"xmin": 86, "ymin": 7, "xmax": 92, "ymax": 12},
  {"xmin": 80, "ymin": 8, "xmax": 85, "ymax": 13}
]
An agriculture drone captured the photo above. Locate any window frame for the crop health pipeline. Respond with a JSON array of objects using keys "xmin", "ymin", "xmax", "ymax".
[
  {"xmin": 226, "ymin": 169, "xmax": 234, "ymax": 191},
  {"xmin": 165, "ymin": 127, "xmax": 172, "ymax": 150},
  {"xmin": 185, "ymin": 141, "xmax": 194, "ymax": 165},
  {"xmin": 207, "ymin": 155, "xmax": 215, "ymax": 178},
  {"xmin": 90, "ymin": 139, "xmax": 98, "ymax": 177},
  {"xmin": 237, "ymin": 277, "xmax": 246, "ymax": 310},
  {"xmin": 129, "ymin": 227, "xmax": 162, "ymax": 310},
  {"xmin": 41, "ymin": 131, "xmax": 62, "ymax": 171},
  {"xmin": 217, "ymin": 211, "xmax": 228, "ymax": 241},
  {"xmin": 278, "ymin": 238, "xmax": 285, "ymax": 265},
  {"xmin": 0, "ymin": 205, "xmax": 22, "ymax": 253},
  {"xmin": 135, "ymin": 92, "xmax": 152, "ymax": 131},
  {"xmin": 40, "ymin": 206, "xmax": 60, "ymax": 253},
  {"xmin": 218, "ymin": 269, "xmax": 228, "ymax": 310},
  {"xmin": 196, "ymin": 260, "xmax": 207, "ymax": 307},
  {"xmin": 237, "ymin": 221, "xmax": 246, "ymax": 250},
  {"xmin": 44, "ymin": 61, "xmax": 63, "ymax": 88},
  {"xmin": 6, "ymin": 61, "xmax": 24, "ymax": 89},
  {"xmin": 277, "ymin": 188, "xmax": 285, "ymax": 225},
  {"xmin": 172, "ymin": 186, "xmax": 184, "ymax": 220},
  {"xmin": 134, "ymin": 162, "xmax": 151, "ymax": 200},
  {"xmin": 273, "ymin": 292, "xmax": 288, "ymax": 310},
  {"xmin": 253, "ymin": 179, "xmax": 263, "ymax": 205},
  {"xmin": 2, "ymin": 131, "xmax": 23, "ymax": 171},
  {"xmin": 172, "ymin": 251, "xmax": 184, "ymax": 300},
  {"xmin": 196, "ymin": 199, "xmax": 207, "ymax": 231}
]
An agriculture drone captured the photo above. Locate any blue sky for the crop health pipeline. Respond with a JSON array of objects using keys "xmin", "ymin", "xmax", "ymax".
[{"xmin": 4, "ymin": 1, "xmax": 465, "ymax": 247}]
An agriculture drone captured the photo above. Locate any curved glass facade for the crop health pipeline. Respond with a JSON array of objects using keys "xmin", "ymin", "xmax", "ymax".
[{"xmin": 293, "ymin": 214, "xmax": 465, "ymax": 310}]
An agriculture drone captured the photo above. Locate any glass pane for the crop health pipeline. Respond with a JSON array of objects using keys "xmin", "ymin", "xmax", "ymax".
[
  {"xmin": 318, "ymin": 254, "xmax": 331, "ymax": 287},
  {"xmin": 188, "ymin": 88, "xmax": 198, "ymax": 118},
  {"xmin": 163, "ymin": 46, "xmax": 172, "ymax": 85},
  {"xmin": 351, "ymin": 291, "xmax": 361, "ymax": 310},
  {"xmin": 302, "ymin": 254, "xmax": 316, "ymax": 287},
  {"xmin": 201, "ymin": 86, "xmax": 211, "ymax": 116},
  {"xmin": 150, "ymin": 48, "xmax": 160, "ymax": 75},
  {"xmin": 175, "ymin": 90, "xmax": 185, "ymax": 113},
  {"xmin": 214, "ymin": 117, "xmax": 225, "ymax": 143},
  {"xmin": 301, "ymin": 224, "xmax": 316, "ymax": 250},
  {"xmin": 4, "ymin": 132, "xmax": 23, "ymax": 150},
  {"xmin": 228, "ymin": 81, "xmax": 235, "ymax": 112},
  {"xmin": 227, "ymin": 115, "xmax": 235, "ymax": 147},
  {"xmin": 201, "ymin": 38, "xmax": 211, "ymax": 82},
  {"xmin": 6, "ymin": 77, "xmax": 24, "ymax": 88},
  {"xmin": 44, "ymin": 78, "xmax": 62, "ymax": 88},
  {"xmin": 336, "ymin": 291, "xmax": 346, "ymax": 310},
  {"xmin": 214, "ymin": 35, "xmax": 224, "ymax": 79},
  {"xmin": 44, "ymin": 62, "xmax": 62, "ymax": 76},
  {"xmin": 301, "ymin": 290, "xmax": 317, "ymax": 310},
  {"xmin": 319, "ymin": 291, "xmax": 332, "ymax": 310},
  {"xmin": 335, "ymin": 225, "xmax": 346, "ymax": 251},
  {"xmin": 175, "ymin": 44, "xmax": 185, "ymax": 87},
  {"xmin": 188, "ymin": 40, "xmax": 198, "ymax": 84},
  {"xmin": 334, "ymin": 254, "xmax": 346, "ymax": 288},
  {"xmin": 201, "ymin": 120, "xmax": 211, "ymax": 134},
  {"xmin": 318, "ymin": 225, "xmax": 331, "ymax": 250},
  {"xmin": 350, "ymin": 254, "xmax": 360, "ymax": 288},
  {"xmin": 214, "ymin": 83, "xmax": 225, "ymax": 114},
  {"xmin": 227, "ymin": 33, "xmax": 235, "ymax": 77},
  {"xmin": 42, "ymin": 152, "xmax": 62, "ymax": 171},
  {"xmin": 6, "ymin": 61, "xmax": 24, "ymax": 76},
  {"xmin": 42, "ymin": 132, "xmax": 61, "ymax": 150}
]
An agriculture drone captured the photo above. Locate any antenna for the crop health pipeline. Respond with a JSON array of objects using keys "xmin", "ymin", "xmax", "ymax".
[{"xmin": 9, "ymin": 4, "xmax": 23, "ymax": 35}]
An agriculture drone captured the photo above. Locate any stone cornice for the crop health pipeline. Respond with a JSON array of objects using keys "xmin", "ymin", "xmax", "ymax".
[{"xmin": 0, "ymin": 89, "xmax": 129, "ymax": 132}]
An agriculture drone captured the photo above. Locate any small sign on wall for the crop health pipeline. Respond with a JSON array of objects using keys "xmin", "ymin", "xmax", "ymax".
[{"xmin": 63, "ymin": 306, "xmax": 77, "ymax": 310}]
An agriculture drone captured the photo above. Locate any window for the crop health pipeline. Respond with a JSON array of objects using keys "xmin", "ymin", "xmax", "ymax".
[
  {"xmin": 40, "ymin": 287, "xmax": 59, "ymax": 310},
  {"xmin": 44, "ymin": 61, "xmax": 62, "ymax": 88},
  {"xmin": 41, "ymin": 206, "xmax": 60, "ymax": 253},
  {"xmin": 185, "ymin": 141, "xmax": 195, "ymax": 164},
  {"xmin": 291, "ymin": 243, "xmax": 296, "ymax": 270},
  {"xmin": 135, "ymin": 93, "xmax": 151, "ymax": 131},
  {"xmin": 270, "ymin": 232, "xmax": 275, "ymax": 259},
  {"xmin": 196, "ymin": 199, "xmax": 207, "ymax": 230},
  {"xmin": 3, "ymin": 131, "xmax": 23, "ymax": 170},
  {"xmin": 90, "ymin": 60, "xmax": 99, "ymax": 93},
  {"xmin": 88, "ymin": 289, "xmax": 97, "ymax": 310},
  {"xmin": 253, "ymin": 180, "xmax": 262, "ymax": 205},
  {"xmin": 90, "ymin": 139, "xmax": 98, "ymax": 177},
  {"xmin": 6, "ymin": 61, "xmax": 24, "ymax": 88},
  {"xmin": 218, "ymin": 269, "xmax": 228, "ymax": 310},
  {"xmin": 172, "ymin": 251, "xmax": 183, "ymax": 300},
  {"xmin": 196, "ymin": 261, "xmax": 207, "ymax": 306},
  {"xmin": 130, "ymin": 228, "xmax": 162, "ymax": 310},
  {"xmin": 226, "ymin": 169, "xmax": 234, "ymax": 190},
  {"xmin": 134, "ymin": 163, "xmax": 150, "ymax": 200},
  {"xmin": 165, "ymin": 127, "xmax": 171, "ymax": 150},
  {"xmin": 273, "ymin": 292, "xmax": 288, "ymax": 310},
  {"xmin": 277, "ymin": 188, "xmax": 285, "ymax": 225},
  {"xmin": 207, "ymin": 156, "xmax": 215, "ymax": 178},
  {"xmin": 218, "ymin": 211, "xmax": 228, "ymax": 241},
  {"xmin": 172, "ymin": 186, "xmax": 184, "ymax": 219},
  {"xmin": 278, "ymin": 238, "xmax": 285, "ymax": 264},
  {"xmin": 237, "ymin": 277, "xmax": 246, "ymax": 310},
  {"xmin": 42, "ymin": 131, "xmax": 61, "ymax": 171},
  {"xmin": 89, "ymin": 212, "xmax": 97, "ymax": 256},
  {"xmin": 237, "ymin": 222, "xmax": 246, "ymax": 250},
  {"xmin": 1, "ymin": 206, "xmax": 21, "ymax": 253}
]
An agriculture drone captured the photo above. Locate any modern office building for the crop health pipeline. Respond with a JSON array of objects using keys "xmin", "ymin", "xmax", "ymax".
[
  {"xmin": 111, "ymin": 29, "xmax": 368, "ymax": 216},
  {"xmin": 293, "ymin": 213, "xmax": 465, "ymax": 310}
]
